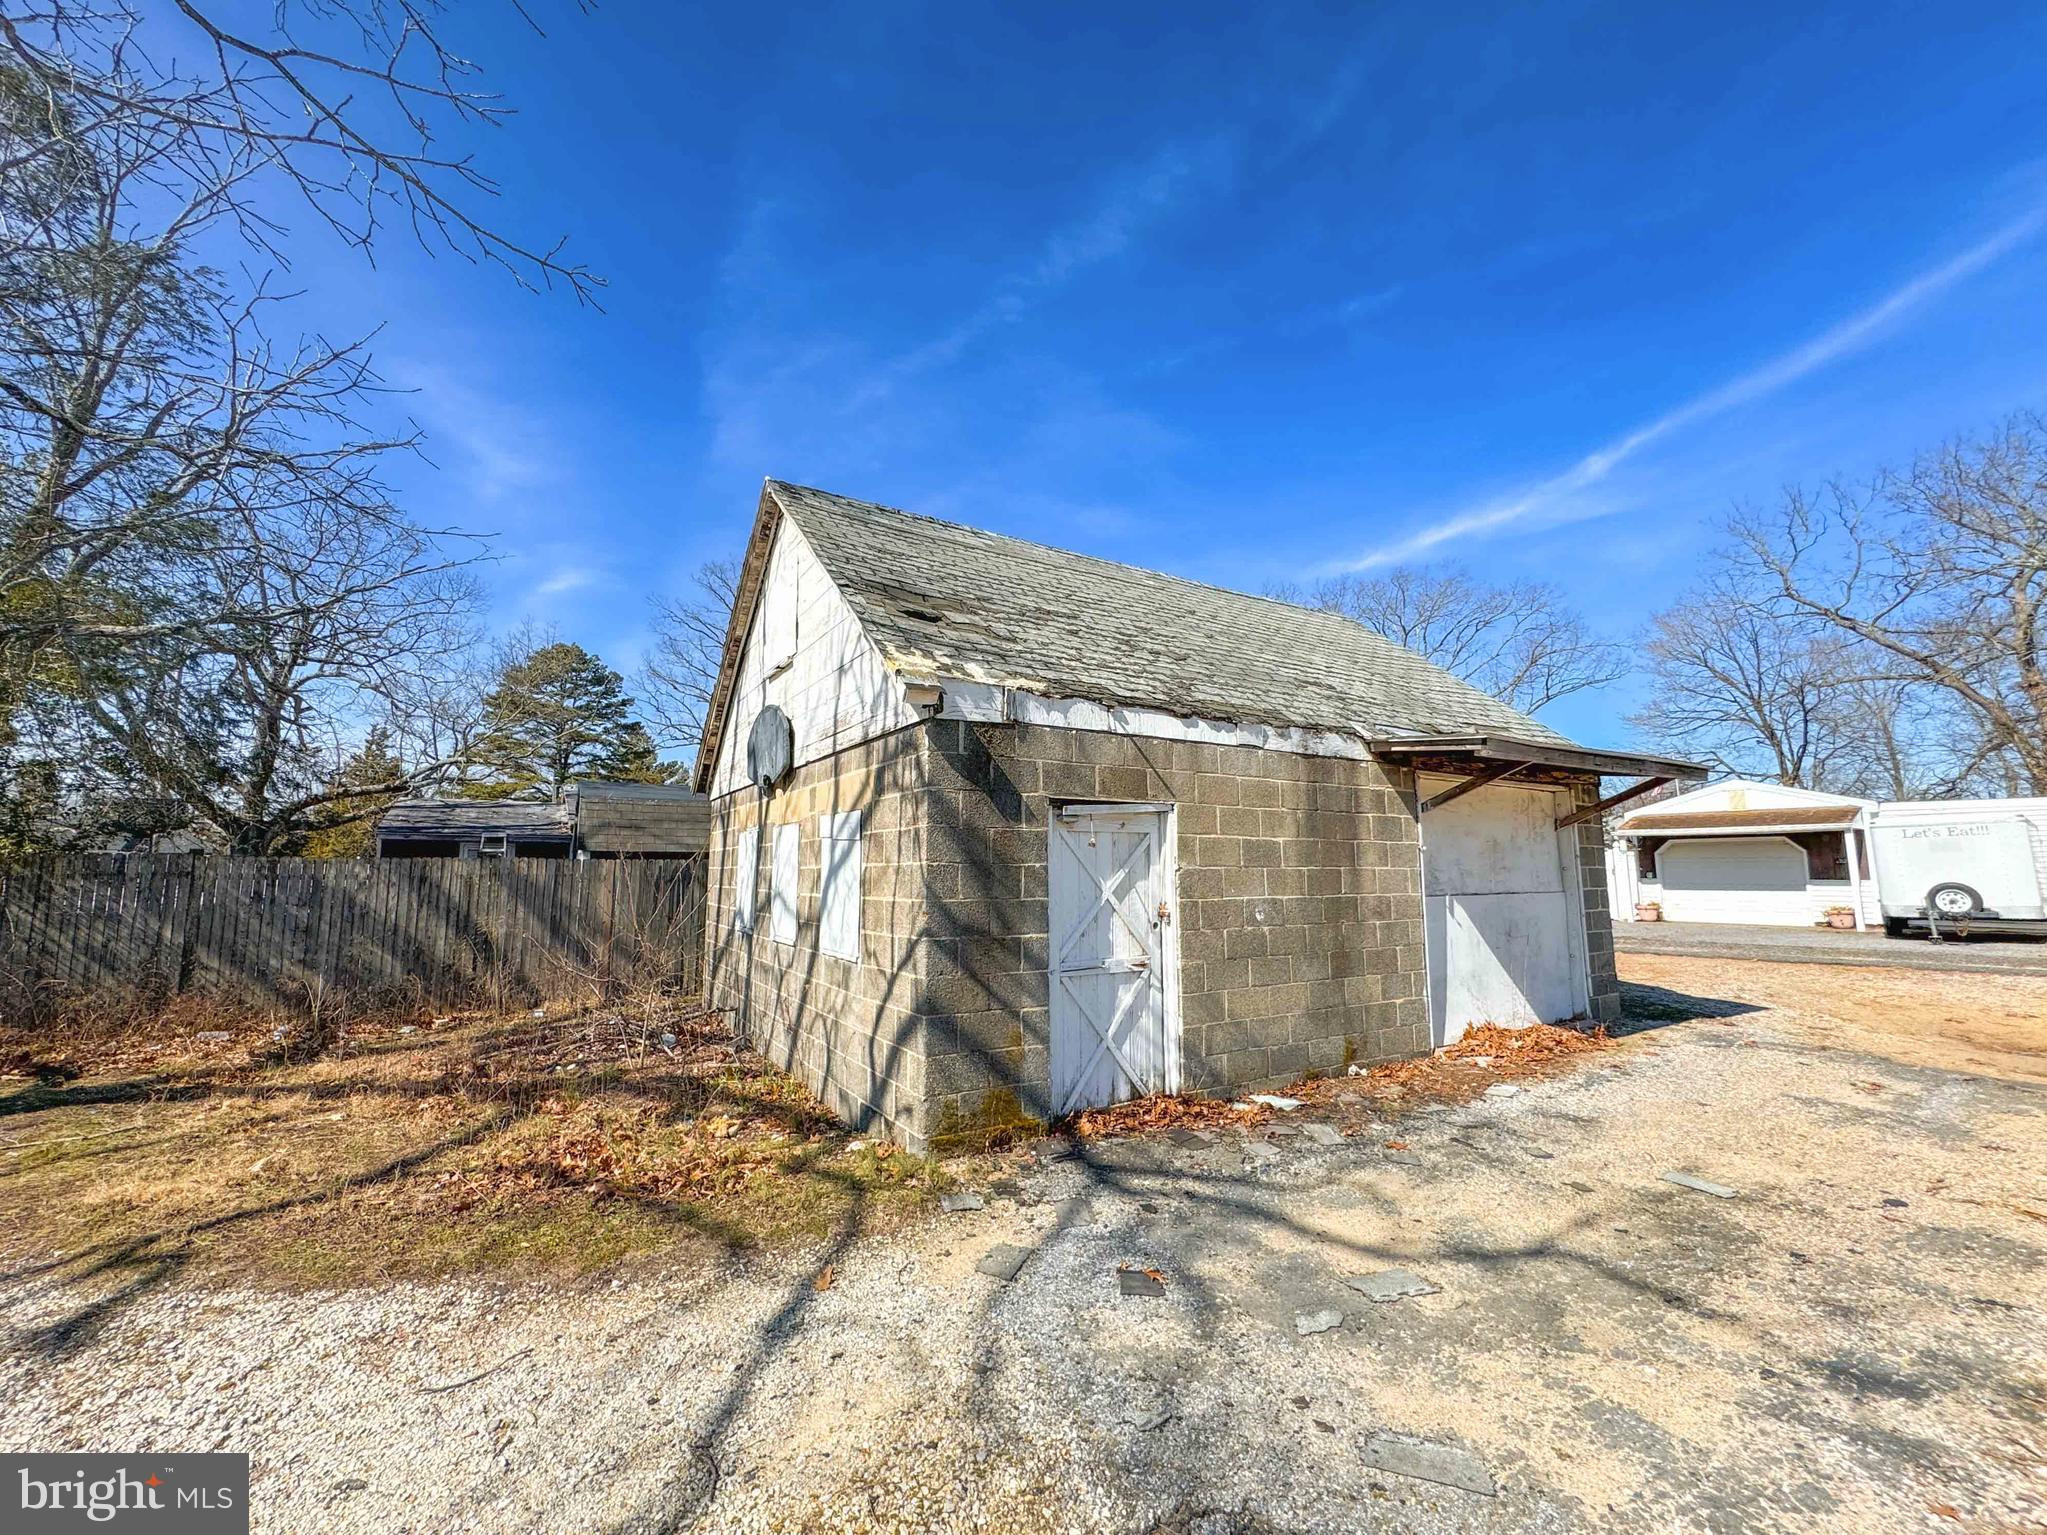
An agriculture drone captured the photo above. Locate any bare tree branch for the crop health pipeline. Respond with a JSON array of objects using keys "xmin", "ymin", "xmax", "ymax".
[
  {"xmin": 1270, "ymin": 566, "xmax": 1628, "ymax": 715},
  {"xmin": 638, "ymin": 558, "xmax": 737, "ymax": 759},
  {"xmin": 0, "ymin": 0, "xmax": 602, "ymax": 301},
  {"xmin": 1731, "ymin": 413, "xmax": 2047, "ymax": 795}
]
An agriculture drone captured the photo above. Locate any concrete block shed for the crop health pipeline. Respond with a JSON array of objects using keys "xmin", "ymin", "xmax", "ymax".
[{"xmin": 693, "ymin": 481, "xmax": 1698, "ymax": 1151}]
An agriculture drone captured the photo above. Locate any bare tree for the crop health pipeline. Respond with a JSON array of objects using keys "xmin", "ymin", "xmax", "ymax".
[
  {"xmin": 639, "ymin": 559, "xmax": 738, "ymax": 758},
  {"xmin": 0, "ymin": 62, "xmax": 486, "ymax": 851},
  {"xmin": 0, "ymin": 0, "xmax": 599, "ymax": 300},
  {"xmin": 1821, "ymin": 676, "xmax": 1994, "ymax": 800},
  {"xmin": 1273, "ymin": 567, "xmax": 1627, "ymax": 714},
  {"xmin": 1734, "ymin": 414, "xmax": 2047, "ymax": 795},
  {"xmin": 1627, "ymin": 574, "xmax": 1863, "ymax": 788},
  {"xmin": 59, "ymin": 497, "xmax": 486, "ymax": 850}
]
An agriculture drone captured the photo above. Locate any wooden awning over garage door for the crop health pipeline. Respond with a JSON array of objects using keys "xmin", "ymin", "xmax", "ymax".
[
  {"xmin": 1619, "ymin": 806, "xmax": 1860, "ymax": 835},
  {"xmin": 1367, "ymin": 734, "xmax": 1706, "ymax": 829}
]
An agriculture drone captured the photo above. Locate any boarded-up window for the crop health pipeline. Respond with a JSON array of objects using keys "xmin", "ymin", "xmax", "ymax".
[
  {"xmin": 818, "ymin": 811, "xmax": 863, "ymax": 962},
  {"xmin": 771, "ymin": 823, "xmax": 799, "ymax": 944},
  {"xmin": 734, "ymin": 827, "xmax": 758, "ymax": 932}
]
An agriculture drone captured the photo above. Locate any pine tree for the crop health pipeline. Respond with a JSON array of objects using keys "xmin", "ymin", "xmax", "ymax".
[
  {"xmin": 466, "ymin": 643, "xmax": 665, "ymax": 801},
  {"xmin": 300, "ymin": 727, "xmax": 409, "ymax": 859}
]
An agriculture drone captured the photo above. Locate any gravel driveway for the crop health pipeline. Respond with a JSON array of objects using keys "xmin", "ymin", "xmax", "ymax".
[
  {"xmin": 3, "ymin": 957, "xmax": 2043, "ymax": 1534},
  {"xmin": 1616, "ymin": 919, "xmax": 2047, "ymax": 975}
]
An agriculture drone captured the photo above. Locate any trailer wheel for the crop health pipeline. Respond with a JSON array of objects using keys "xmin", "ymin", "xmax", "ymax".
[{"xmin": 1925, "ymin": 882, "xmax": 1983, "ymax": 920}]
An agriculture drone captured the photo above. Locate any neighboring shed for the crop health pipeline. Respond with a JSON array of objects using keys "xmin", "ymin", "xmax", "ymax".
[
  {"xmin": 1607, "ymin": 780, "xmax": 1878, "ymax": 929},
  {"xmin": 694, "ymin": 480, "xmax": 1699, "ymax": 1152},
  {"xmin": 376, "ymin": 800, "xmax": 575, "ymax": 860},
  {"xmin": 376, "ymin": 784, "xmax": 707, "ymax": 861},
  {"xmin": 567, "ymin": 782, "xmax": 711, "ymax": 857}
]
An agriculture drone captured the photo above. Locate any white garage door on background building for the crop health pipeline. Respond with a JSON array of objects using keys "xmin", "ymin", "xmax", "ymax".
[
  {"xmin": 1421, "ymin": 778, "xmax": 1587, "ymax": 1048},
  {"xmin": 1655, "ymin": 836, "xmax": 1808, "ymax": 924}
]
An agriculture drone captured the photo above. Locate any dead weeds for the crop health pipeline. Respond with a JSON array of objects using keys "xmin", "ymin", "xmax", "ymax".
[{"xmin": 0, "ymin": 1002, "xmax": 1619, "ymax": 1285}]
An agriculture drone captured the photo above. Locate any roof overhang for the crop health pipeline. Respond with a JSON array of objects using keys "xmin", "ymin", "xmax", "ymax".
[
  {"xmin": 1365, "ymin": 734, "xmax": 1706, "ymax": 781},
  {"xmin": 1368, "ymin": 734, "xmax": 1705, "ymax": 827},
  {"xmin": 1619, "ymin": 807, "xmax": 1862, "ymax": 837}
]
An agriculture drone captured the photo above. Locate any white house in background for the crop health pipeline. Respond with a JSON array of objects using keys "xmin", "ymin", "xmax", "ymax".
[{"xmin": 1605, "ymin": 780, "xmax": 1879, "ymax": 930}]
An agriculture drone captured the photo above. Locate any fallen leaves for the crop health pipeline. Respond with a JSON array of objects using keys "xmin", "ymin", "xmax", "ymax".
[
  {"xmin": 814, "ymin": 1263, "xmax": 835, "ymax": 1292},
  {"xmin": 1063, "ymin": 1093, "xmax": 1269, "ymax": 1141},
  {"xmin": 507, "ymin": 1100, "xmax": 794, "ymax": 1200},
  {"xmin": 1293, "ymin": 1020, "xmax": 1615, "ymax": 1122},
  {"xmin": 1450, "ymin": 1021, "xmax": 1611, "ymax": 1066}
]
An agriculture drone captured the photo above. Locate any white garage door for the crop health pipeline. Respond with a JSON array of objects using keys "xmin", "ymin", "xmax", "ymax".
[
  {"xmin": 1422, "ymin": 778, "xmax": 1585, "ymax": 1047},
  {"xmin": 1655, "ymin": 836, "xmax": 1808, "ymax": 925}
]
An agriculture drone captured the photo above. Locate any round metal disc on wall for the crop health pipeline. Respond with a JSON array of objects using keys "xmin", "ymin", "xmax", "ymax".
[{"xmin": 746, "ymin": 705, "xmax": 794, "ymax": 789}]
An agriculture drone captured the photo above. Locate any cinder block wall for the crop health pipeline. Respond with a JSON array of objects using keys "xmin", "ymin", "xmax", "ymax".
[
  {"xmin": 703, "ymin": 725, "xmax": 935, "ymax": 1146},
  {"xmin": 1568, "ymin": 780, "xmax": 1623, "ymax": 1024},
  {"xmin": 919, "ymin": 720, "xmax": 1429, "ymax": 1144},
  {"xmin": 705, "ymin": 716, "xmax": 1623, "ymax": 1153}
]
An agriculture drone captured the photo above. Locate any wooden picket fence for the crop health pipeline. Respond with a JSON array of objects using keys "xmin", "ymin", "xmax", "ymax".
[{"xmin": 0, "ymin": 854, "xmax": 704, "ymax": 1017}]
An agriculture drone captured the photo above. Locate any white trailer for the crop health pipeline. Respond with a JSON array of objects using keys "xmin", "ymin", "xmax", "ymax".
[{"xmin": 1868, "ymin": 798, "xmax": 2047, "ymax": 937}]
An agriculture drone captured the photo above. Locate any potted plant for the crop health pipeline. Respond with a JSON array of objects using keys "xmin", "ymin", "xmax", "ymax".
[
  {"xmin": 1823, "ymin": 905, "xmax": 1857, "ymax": 930},
  {"xmin": 1634, "ymin": 901, "xmax": 1663, "ymax": 923}
]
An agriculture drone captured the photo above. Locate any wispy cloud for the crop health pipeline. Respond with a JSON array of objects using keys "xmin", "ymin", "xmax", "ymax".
[
  {"xmin": 532, "ymin": 566, "xmax": 600, "ymax": 598},
  {"xmin": 703, "ymin": 135, "xmax": 1238, "ymax": 484},
  {"xmin": 1338, "ymin": 205, "xmax": 2047, "ymax": 570},
  {"xmin": 396, "ymin": 361, "xmax": 555, "ymax": 505},
  {"xmin": 850, "ymin": 135, "xmax": 1240, "ymax": 400}
]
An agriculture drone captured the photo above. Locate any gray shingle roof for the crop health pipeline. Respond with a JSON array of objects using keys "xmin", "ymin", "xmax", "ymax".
[
  {"xmin": 768, "ymin": 480, "xmax": 1574, "ymax": 745},
  {"xmin": 378, "ymin": 799, "xmax": 574, "ymax": 839}
]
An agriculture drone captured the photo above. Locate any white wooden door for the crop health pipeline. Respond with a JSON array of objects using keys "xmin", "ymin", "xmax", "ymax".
[
  {"xmin": 1049, "ymin": 805, "xmax": 1178, "ymax": 1114},
  {"xmin": 1421, "ymin": 777, "xmax": 1585, "ymax": 1047}
]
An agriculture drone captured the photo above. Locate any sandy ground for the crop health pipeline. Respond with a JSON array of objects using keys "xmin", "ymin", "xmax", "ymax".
[
  {"xmin": 2, "ymin": 954, "xmax": 2043, "ymax": 1534},
  {"xmin": 1621, "ymin": 952, "xmax": 2047, "ymax": 1079}
]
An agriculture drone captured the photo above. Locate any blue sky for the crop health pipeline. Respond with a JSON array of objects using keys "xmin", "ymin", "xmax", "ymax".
[{"xmin": 273, "ymin": 0, "xmax": 2047, "ymax": 749}]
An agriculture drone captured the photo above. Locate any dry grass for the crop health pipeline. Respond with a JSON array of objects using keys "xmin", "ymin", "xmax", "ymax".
[{"xmin": 0, "ymin": 1003, "xmax": 952, "ymax": 1289}]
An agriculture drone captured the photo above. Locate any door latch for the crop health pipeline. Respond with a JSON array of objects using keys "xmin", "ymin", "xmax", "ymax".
[{"xmin": 1156, "ymin": 901, "xmax": 1172, "ymax": 926}]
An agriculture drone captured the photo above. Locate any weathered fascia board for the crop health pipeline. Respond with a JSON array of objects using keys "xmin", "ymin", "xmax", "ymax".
[
  {"xmin": 926, "ymin": 677, "xmax": 1381, "ymax": 761},
  {"xmin": 1617, "ymin": 821, "xmax": 1865, "ymax": 839}
]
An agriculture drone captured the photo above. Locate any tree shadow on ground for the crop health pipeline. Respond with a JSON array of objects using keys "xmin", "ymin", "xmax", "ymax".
[
  {"xmin": 1615, "ymin": 980, "xmax": 1765, "ymax": 1036},
  {"xmin": 3, "ymin": 1114, "xmax": 514, "ymax": 1356}
]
